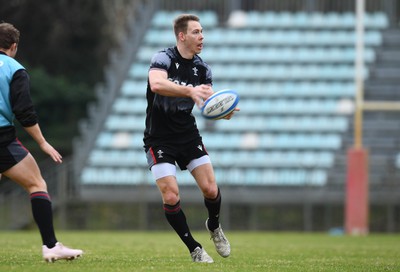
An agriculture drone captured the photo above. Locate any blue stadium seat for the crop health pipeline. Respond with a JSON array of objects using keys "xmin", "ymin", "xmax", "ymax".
[
  {"xmin": 214, "ymin": 116, "xmax": 348, "ymax": 132},
  {"xmin": 82, "ymin": 167, "xmax": 152, "ymax": 185},
  {"xmin": 105, "ymin": 116, "xmax": 145, "ymax": 131},
  {"xmin": 211, "ymin": 63, "xmax": 361, "ymax": 80},
  {"xmin": 237, "ymin": 11, "xmax": 388, "ymax": 30},
  {"xmin": 94, "ymin": 132, "xmax": 142, "ymax": 149},
  {"xmin": 365, "ymin": 12, "xmax": 389, "ymax": 29},
  {"xmin": 202, "ymin": 133, "xmax": 241, "ymax": 149},
  {"xmin": 202, "ymin": 47, "xmax": 375, "ymax": 64},
  {"xmin": 259, "ymin": 133, "xmax": 341, "ymax": 149},
  {"xmin": 225, "ymin": 151, "xmax": 334, "ymax": 168},
  {"xmin": 151, "ymin": 11, "xmax": 218, "ymax": 29},
  {"xmin": 120, "ymin": 80, "xmax": 147, "ymax": 97},
  {"xmin": 112, "ymin": 98, "xmax": 147, "ymax": 114},
  {"xmin": 129, "ymin": 64, "xmax": 148, "ymax": 79},
  {"xmin": 88, "ymin": 150, "xmax": 147, "ymax": 167},
  {"xmin": 215, "ymin": 81, "xmax": 355, "ymax": 98},
  {"xmin": 145, "ymin": 28, "xmax": 383, "ymax": 47},
  {"xmin": 95, "ymin": 132, "xmax": 114, "ymax": 148}
]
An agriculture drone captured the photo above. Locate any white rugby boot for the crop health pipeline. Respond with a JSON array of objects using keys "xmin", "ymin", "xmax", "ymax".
[
  {"xmin": 190, "ymin": 246, "xmax": 214, "ymax": 263},
  {"xmin": 206, "ymin": 219, "xmax": 231, "ymax": 257},
  {"xmin": 42, "ymin": 242, "xmax": 83, "ymax": 262}
]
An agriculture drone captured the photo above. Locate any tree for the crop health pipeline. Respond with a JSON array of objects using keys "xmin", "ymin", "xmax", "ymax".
[{"xmin": 0, "ymin": 1, "xmax": 111, "ymax": 158}]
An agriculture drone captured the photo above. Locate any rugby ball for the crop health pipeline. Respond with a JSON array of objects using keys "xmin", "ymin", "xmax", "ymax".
[{"xmin": 201, "ymin": 89, "xmax": 239, "ymax": 120}]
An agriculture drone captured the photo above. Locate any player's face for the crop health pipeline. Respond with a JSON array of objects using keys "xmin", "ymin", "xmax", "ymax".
[{"xmin": 183, "ymin": 21, "xmax": 204, "ymax": 54}]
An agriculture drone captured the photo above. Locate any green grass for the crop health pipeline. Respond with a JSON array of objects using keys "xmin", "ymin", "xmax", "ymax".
[{"xmin": 0, "ymin": 231, "xmax": 399, "ymax": 271}]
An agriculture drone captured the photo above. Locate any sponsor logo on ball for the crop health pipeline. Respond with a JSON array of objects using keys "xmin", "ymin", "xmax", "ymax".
[{"xmin": 206, "ymin": 95, "xmax": 234, "ymax": 115}]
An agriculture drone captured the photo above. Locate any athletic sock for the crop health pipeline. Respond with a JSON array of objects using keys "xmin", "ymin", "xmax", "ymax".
[
  {"xmin": 30, "ymin": 191, "xmax": 57, "ymax": 248},
  {"xmin": 204, "ymin": 187, "xmax": 221, "ymax": 231},
  {"xmin": 164, "ymin": 201, "xmax": 201, "ymax": 252}
]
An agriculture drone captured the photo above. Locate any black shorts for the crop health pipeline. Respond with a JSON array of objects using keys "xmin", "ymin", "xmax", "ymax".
[
  {"xmin": 0, "ymin": 138, "xmax": 29, "ymax": 173},
  {"xmin": 146, "ymin": 138, "xmax": 208, "ymax": 170}
]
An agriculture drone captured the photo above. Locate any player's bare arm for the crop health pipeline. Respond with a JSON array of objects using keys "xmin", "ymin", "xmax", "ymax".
[
  {"xmin": 149, "ymin": 69, "xmax": 213, "ymax": 105},
  {"xmin": 23, "ymin": 124, "xmax": 63, "ymax": 163}
]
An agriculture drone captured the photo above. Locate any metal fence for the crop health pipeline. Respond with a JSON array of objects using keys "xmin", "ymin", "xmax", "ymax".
[{"xmin": 0, "ymin": 158, "xmax": 73, "ymax": 230}]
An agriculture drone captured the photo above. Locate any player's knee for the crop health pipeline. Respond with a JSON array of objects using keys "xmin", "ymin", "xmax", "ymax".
[
  {"xmin": 24, "ymin": 178, "xmax": 47, "ymax": 193},
  {"xmin": 201, "ymin": 184, "xmax": 218, "ymax": 199},
  {"xmin": 162, "ymin": 191, "xmax": 179, "ymax": 205}
]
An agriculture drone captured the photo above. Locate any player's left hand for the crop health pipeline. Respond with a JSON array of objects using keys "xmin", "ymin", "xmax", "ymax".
[
  {"xmin": 39, "ymin": 141, "xmax": 63, "ymax": 163},
  {"xmin": 222, "ymin": 107, "xmax": 240, "ymax": 120}
]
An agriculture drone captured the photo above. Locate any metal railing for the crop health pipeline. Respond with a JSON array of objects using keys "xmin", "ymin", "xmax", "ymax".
[{"xmin": 0, "ymin": 157, "xmax": 73, "ymax": 230}]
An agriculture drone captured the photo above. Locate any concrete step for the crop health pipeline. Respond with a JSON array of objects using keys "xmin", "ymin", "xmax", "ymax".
[
  {"xmin": 369, "ymin": 67, "xmax": 400, "ymax": 80},
  {"xmin": 382, "ymin": 29, "xmax": 400, "ymax": 46},
  {"xmin": 376, "ymin": 50, "xmax": 400, "ymax": 62},
  {"xmin": 363, "ymin": 88, "xmax": 400, "ymax": 103}
]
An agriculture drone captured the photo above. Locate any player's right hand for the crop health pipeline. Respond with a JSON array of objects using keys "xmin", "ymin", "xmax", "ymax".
[{"xmin": 192, "ymin": 84, "xmax": 213, "ymax": 107}]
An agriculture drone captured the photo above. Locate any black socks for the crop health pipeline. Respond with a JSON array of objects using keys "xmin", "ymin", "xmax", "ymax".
[
  {"xmin": 204, "ymin": 188, "xmax": 221, "ymax": 231},
  {"xmin": 164, "ymin": 201, "xmax": 200, "ymax": 252},
  {"xmin": 30, "ymin": 191, "xmax": 57, "ymax": 248}
]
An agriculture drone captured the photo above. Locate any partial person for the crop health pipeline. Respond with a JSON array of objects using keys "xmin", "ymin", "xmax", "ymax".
[
  {"xmin": 0, "ymin": 22, "xmax": 83, "ymax": 262},
  {"xmin": 143, "ymin": 14, "xmax": 238, "ymax": 263}
]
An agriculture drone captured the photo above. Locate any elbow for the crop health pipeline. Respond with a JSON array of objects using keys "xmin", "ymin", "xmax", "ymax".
[
  {"xmin": 16, "ymin": 112, "xmax": 38, "ymax": 127},
  {"xmin": 149, "ymin": 79, "xmax": 165, "ymax": 94},
  {"xmin": 150, "ymin": 82, "xmax": 162, "ymax": 94}
]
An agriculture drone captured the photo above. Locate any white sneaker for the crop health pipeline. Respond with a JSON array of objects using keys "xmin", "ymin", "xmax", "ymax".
[
  {"xmin": 190, "ymin": 247, "xmax": 214, "ymax": 263},
  {"xmin": 206, "ymin": 219, "xmax": 231, "ymax": 258},
  {"xmin": 42, "ymin": 242, "xmax": 83, "ymax": 262}
]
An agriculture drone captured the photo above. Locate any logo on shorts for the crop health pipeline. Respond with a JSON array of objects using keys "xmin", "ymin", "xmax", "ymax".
[
  {"xmin": 157, "ymin": 150, "xmax": 164, "ymax": 158},
  {"xmin": 197, "ymin": 145, "xmax": 203, "ymax": 151}
]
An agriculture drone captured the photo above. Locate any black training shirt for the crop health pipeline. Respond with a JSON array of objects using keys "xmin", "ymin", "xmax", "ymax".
[{"xmin": 143, "ymin": 46, "xmax": 212, "ymax": 149}]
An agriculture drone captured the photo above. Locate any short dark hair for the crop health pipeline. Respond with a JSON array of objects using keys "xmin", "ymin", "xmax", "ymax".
[
  {"xmin": 0, "ymin": 22, "xmax": 20, "ymax": 49},
  {"xmin": 173, "ymin": 14, "xmax": 200, "ymax": 38}
]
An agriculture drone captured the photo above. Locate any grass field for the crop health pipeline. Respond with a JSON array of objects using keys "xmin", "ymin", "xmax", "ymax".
[{"xmin": 0, "ymin": 231, "xmax": 399, "ymax": 272}]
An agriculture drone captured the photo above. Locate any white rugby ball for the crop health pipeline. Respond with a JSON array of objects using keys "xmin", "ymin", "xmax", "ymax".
[{"xmin": 201, "ymin": 89, "xmax": 239, "ymax": 120}]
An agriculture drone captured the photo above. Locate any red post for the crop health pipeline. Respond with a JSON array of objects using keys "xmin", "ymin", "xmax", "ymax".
[{"xmin": 345, "ymin": 148, "xmax": 369, "ymax": 235}]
